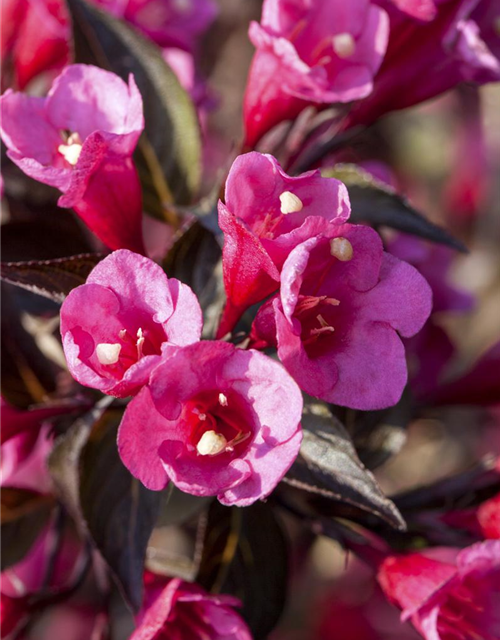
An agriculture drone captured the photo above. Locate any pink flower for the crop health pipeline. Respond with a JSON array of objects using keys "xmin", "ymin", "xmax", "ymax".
[
  {"xmin": 347, "ymin": 0, "xmax": 500, "ymax": 128},
  {"xmin": 96, "ymin": 0, "xmax": 218, "ymax": 52},
  {"xmin": 0, "ymin": 64, "xmax": 146, "ymax": 253},
  {"xmin": 217, "ymin": 151, "xmax": 350, "ymax": 337},
  {"xmin": 118, "ymin": 340, "xmax": 303, "ymax": 505},
  {"xmin": 251, "ymin": 224, "xmax": 432, "ymax": 410},
  {"xmin": 243, "ymin": 0, "xmax": 390, "ymax": 147},
  {"xmin": 378, "ymin": 541, "xmax": 500, "ymax": 640},
  {"xmin": 1, "ymin": 0, "xmax": 69, "ymax": 90},
  {"xmin": 131, "ymin": 573, "xmax": 251, "ymax": 640},
  {"xmin": 60, "ymin": 250, "xmax": 202, "ymax": 398}
]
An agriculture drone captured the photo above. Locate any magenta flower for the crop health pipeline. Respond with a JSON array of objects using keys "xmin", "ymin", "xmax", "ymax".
[
  {"xmin": 243, "ymin": 0, "xmax": 390, "ymax": 147},
  {"xmin": 96, "ymin": 0, "xmax": 217, "ymax": 52},
  {"xmin": 217, "ymin": 151, "xmax": 350, "ymax": 337},
  {"xmin": 1, "ymin": 0, "xmax": 69, "ymax": 90},
  {"xmin": 131, "ymin": 573, "xmax": 251, "ymax": 640},
  {"xmin": 378, "ymin": 541, "xmax": 500, "ymax": 640},
  {"xmin": 60, "ymin": 250, "xmax": 202, "ymax": 398},
  {"xmin": 348, "ymin": 0, "xmax": 500, "ymax": 128},
  {"xmin": 0, "ymin": 64, "xmax": 146, "ymax": 253},
  {"xmin": 251, "ymin": 224, "xmax": 432, "ymax": 410},
  {"xmin": 118, "ymin": 340, "xmax": 303, "ymax": 505}
]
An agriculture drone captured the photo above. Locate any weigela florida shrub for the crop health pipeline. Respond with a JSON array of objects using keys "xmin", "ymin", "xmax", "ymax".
[{"xmin": 2, "ymin": 1, "xmax": 500, "ymax": 639}]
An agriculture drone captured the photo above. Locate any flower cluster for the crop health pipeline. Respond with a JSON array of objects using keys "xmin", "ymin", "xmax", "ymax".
[
  {"xmin": 60, "ymin": 249, "xmax": 303, "ymax": 507},
  {"xmin": 220, "ymin": 152, "xmax": 432, "ymax": 410}
]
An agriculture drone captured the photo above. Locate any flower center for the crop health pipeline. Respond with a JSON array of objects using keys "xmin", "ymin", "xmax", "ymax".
[
  {"xmin": 332, "ymin": 33, "xmax": 356, "ymax": 58},
  {"xmin": 186, "ymin": 392, "xmax": 252, "ymax": 459},
  {"xmin": 58, "ymin": 132, "xmax": 83, "ymax": 166},
  {"xmin": 95, "ymin": 327, "xmax": 156, "ymax": 371},
  {"xmin": 295, "ymin": 295, "xmax": 340, "ymax": 355}
]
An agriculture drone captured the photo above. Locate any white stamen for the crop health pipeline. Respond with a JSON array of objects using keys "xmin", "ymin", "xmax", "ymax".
[
  {"xmin": 279, "ymin": 191, "xmax": 303, "ymax": 214},
  {"xmin": 332, "ymin": 33, "xmax": 356, "ymax": 58},
  {"xmin": 58, "ymin": 142, "xmax": 82, "ymax": 166},
  {"xmin": 330, "ymin": 237, "xmax": 353, "ymax": 261},
  {"xmin": 96, "ymin": 343, "xmax": 121, "ymax": 365},
  {"xmin": 219, "ymin": 393, "xmax": 228, "ymax": 406},
  {"xmin": 196, "ymin": 430, "xmax": 227, "ymax": 456},
  {"xmin": 198, "ymin": 413, "xmax": 207, "ymax": 421},
  {"xmin": 58, "ymin": 132, "xmax": 83, "ymax": 166},
  {"xmin": 136, "ymin": 327, "xmax": 145, "ymax": 359}
]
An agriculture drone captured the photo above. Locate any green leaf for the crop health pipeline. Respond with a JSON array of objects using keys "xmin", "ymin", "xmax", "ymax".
[
  {"xmin": 79, "ymin": 410, "xmax": 161, "ymax": 612},
  {"xmin": 322, "ymin": 164, "xmax": 466, "ymax": 252},
  {"xmin": 1, "ymin": 488, "xmax": 54, "ymax": 570},
  {"xmin": 67, "ymin": 0, "xmax": 201, "ymax": 216},
  {"xmin": 197, "ymin": 501, "xmax": 288, "ymax": 639},
  {"xmin": 1, "ymin": 254, "xmax": 102, "ymax": 303},
  {"xmin": 284, "ymin": 400, "xmax": 406, "ymax": 530}
]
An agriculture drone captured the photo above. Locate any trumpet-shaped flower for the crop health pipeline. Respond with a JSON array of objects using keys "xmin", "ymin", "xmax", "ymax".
[
  {"xmin": 378, "ymin": 541, "xmax": 500, "ymax": 640},
  {"xmin": 118, "ymin": 340, "xmax": 302, "ymax": 505},
  {"xmin": 251, "ymin": 224, "xmax": 432, "ymax": 410},
  {"xmin": 0, "ymin": 64, "xmax": 146, "ymax": 253},
  {"xmin": 243, "ymin": 0, "xmax": 390, "ymax": 147},
  {"xmin": 60, "ymin": 250, "xmax": 202, "ymax": 397},
  {"xmin": 131, "ymin": 573, "xmax": 251, "ymax": 640}
]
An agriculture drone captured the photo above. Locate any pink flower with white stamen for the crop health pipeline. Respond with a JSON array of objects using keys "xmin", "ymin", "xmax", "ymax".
[
  {"xmin": 117, "ymin": 340, "xmax": 303, "ymax": 505},
  {"xmin": 60, "ymin": 250, "xmax": 202, "ymax": 398}
]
